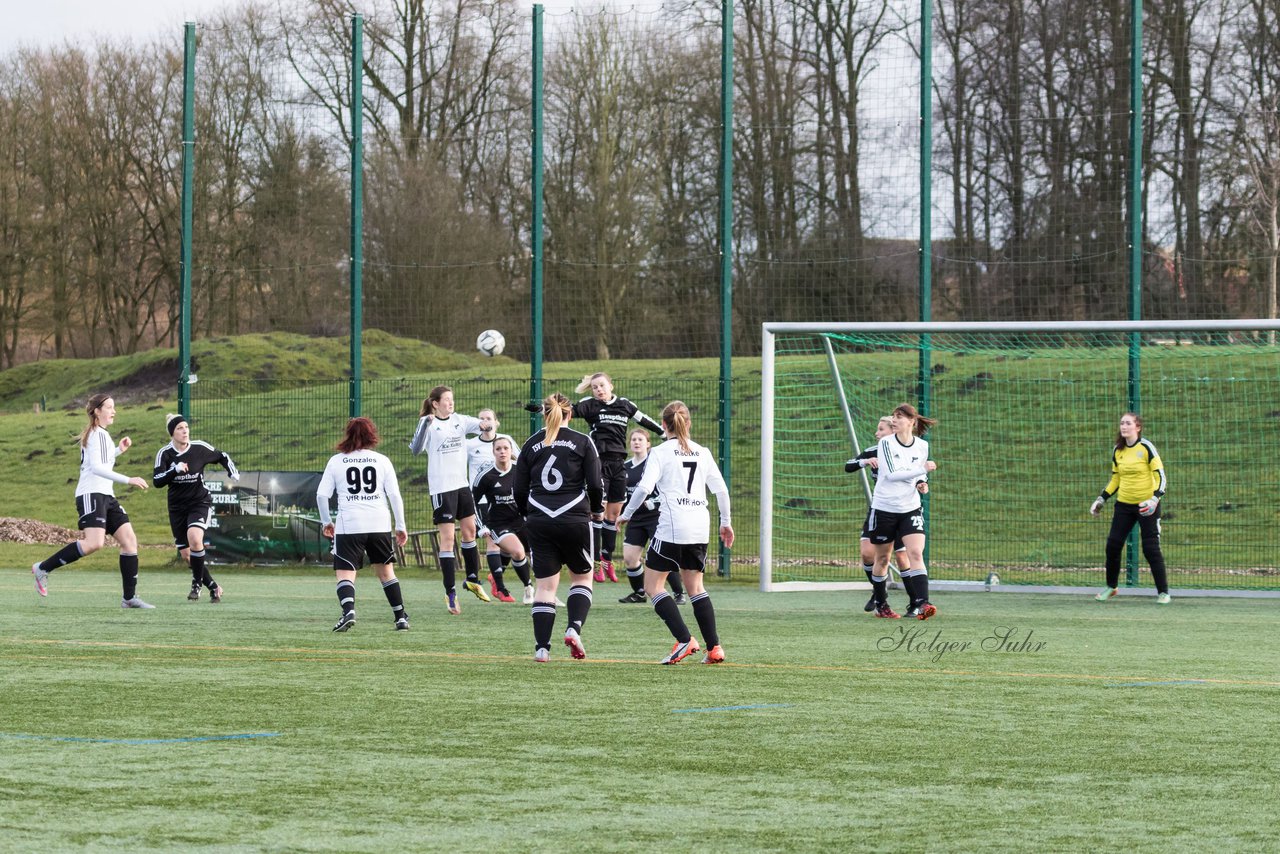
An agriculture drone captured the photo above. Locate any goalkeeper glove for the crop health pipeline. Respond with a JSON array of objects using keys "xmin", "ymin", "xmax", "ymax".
[
  {"xmin": 1138, "ymin": 497, "xmax": 1160, "ymax": 516},
  {"xmin": 1090, "ymin": 497, "xmax": 1105, "ymax": 516},
  {"xmin": 521, "ymin": 401, "xmax": 541, "ymax": 414}
]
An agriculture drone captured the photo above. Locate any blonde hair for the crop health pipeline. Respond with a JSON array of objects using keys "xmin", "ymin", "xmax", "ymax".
[
  {"xmin": 878, "ymin": 416, "xmax": 893, "ymax": 428},
  {"xmin": 661, "ymin": 401, "xmax": 692, "ymax": 453},
  {"xmin": 79, "ymin": 393, "xmax": 111, "ymax": 448},
  {"xmin": 542, "ymin": 392, "xmax": 572, "ymax": 444},
  {"xmin": 575, "ymin": 372, "xmax": 611, "ymax": 394}
]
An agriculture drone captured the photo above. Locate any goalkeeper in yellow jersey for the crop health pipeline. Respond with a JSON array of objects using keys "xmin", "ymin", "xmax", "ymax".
[{"xmin": 1089, "ymin": 412, "xmax": 1170, "ymax": 604}]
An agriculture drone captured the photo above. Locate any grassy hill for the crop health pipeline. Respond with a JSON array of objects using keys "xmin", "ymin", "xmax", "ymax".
[{"xmin": 3, "ymin": 331, "xmax": 1279, "ymax": 589}]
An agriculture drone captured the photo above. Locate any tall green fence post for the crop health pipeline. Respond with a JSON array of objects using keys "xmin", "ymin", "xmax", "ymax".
[
  {"xmin": 349, "ymin": 14, "xmax": 365, "ymax": 418},
  {"xmin": 716, "ymin": 0, "xmax": 734, "ymax": 577},
  {"xmin": 530, "ymin": 5, "xmax": 545, "ymax": 433},
  {"xmin": 179, "ymin": 23, "xmax": 195, "ymax": 417},
  {"xmin": 1125, "ymin": 0, "xmax": 1143, "ymax": 585},
  {"xmin": 918, "ymin": 0, "xmax": 933, "ymax": 564}
]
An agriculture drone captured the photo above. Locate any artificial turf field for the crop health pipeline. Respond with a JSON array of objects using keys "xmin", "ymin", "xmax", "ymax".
[{"xmin": 2, "ymin": 566, "xmax": 1277, "ymax": 852}]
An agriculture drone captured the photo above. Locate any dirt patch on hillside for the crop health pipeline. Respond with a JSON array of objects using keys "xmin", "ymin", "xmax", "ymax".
[{"xmin": 0, "ymin": 517, "xmax": 82, "ymax": 544}]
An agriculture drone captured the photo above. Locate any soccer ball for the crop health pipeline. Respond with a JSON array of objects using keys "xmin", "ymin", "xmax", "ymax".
[{"xmin": 476, "ymin": 329, "xmax": 505, "ymax": 357}]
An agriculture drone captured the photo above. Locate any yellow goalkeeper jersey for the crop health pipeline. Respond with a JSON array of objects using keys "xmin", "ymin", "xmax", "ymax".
[{"xmin": 1102, "ymin": 438, "xmax": 1166, "ymax": 504}]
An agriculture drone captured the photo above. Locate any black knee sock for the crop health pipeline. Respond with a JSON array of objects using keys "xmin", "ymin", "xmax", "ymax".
[
  {"xmin": 460, "ymin": 540, "xmax": 481, "ymax": 584},
  {"xmin": 382, "ymin": 577, "xmax": 406, "ymax": 619},
  {"xmin": 903, "ymin": 570, "xmax": 930, "ymax": 604},
  {"xmin": 190, "ymin": 549, "xmax": 215, "ymax": 589},
  {"xmin": 486, "ymin": 552, "xmax": 506, "ymax": 591},
  {"xmin": 591, "ymin": 522, "xmax": 603, "ymax": 561},
  {"xmin": 566, "ymin": 584, "xmax": 592, "ymax": 633},
  {"xmin": 626, "ymin": 564, "xmax": 644, "ymax": 594},
  {"xmin": 336, "ymin": 579, "xmax": 355, "ymax": 617},
  {"xmin": 668, "ymin": 571, "xmax": 685, "ymax": 596},
  {"xmin": 900, "ymin": 572, "xmax": 920, "ymax": 605},
  {"xmin": 511, "ymin": 556, "xmax": 531, "ymax": 588},
  {"xmin": 120, "ymin": 552, "xmax": 139, "ymax": 600},
  {"xmin": 690, "ymin": 591, "xmax": 719, "ymax": 648},
  {"xmin": 439, "ymin": 552, "xmax": 457, "ymax": 593},
  {"xmin": 41, "ymin": 541, "xmax": 84, "ymax": 572},
  {"xmin": 501, "ymin": 553, "xmax": 511, "ymax": 568},
  {"xmin": 870, "ymin": 570, "xmax": 889, "ymax": 604},
  {"xmin": 652, "ymin": 592, "xmax": 691, "ymax": 642},
  {"xmin": 532, "ymin": 601, "xmax": 556, "ymax": 651},
  {"xmin": 187, "ymin": 549, "xmax": 200, "ymax": 584},
  {"xmin": 601, "ymin": 522, "xmax": 617, "ymax": 562}
]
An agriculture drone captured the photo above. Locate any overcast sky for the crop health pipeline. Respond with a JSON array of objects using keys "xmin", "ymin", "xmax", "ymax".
[{"xmin": 3, "ymin": 0, "xmax": 583, "ymax": 53}]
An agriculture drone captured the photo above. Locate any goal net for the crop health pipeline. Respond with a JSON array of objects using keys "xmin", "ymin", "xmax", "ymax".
[{"xmin": 760, "ymin": 321, "xmax": 1280, "ymax": 592}]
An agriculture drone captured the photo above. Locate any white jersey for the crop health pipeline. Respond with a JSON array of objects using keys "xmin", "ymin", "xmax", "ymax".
[
  {"xmin": 76, "ymin": 426, "xmax": 132, "ymax": 497},
  {"xmin": 408, "ymin": 413, "xmax": 483, "ymax": 494},
  {"xmin": 467, "ymin": 433, "xmax": 517, "ymax": 488},
  {"xmin": 870, "ymin": 434, "xmax": 931, "ymax": 513},
  {"xmin": 316, "ymin": 449, "xmax": 406, "ymax": 535},
  {"xmin": 621, "ymin": 438, "xmax": 729, "ymax": 544}
]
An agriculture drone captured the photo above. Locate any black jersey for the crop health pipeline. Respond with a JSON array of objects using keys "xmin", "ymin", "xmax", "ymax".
[
  {"xmin": 472, "ymin": 465, "xmax": 524, "ymax": 532},
  {"xmin": 623, "ymin": 456, "xmax": 661, "ymax": 524},
  {"xmin": 153, "ymin": 440, "xmax": 239, "ymax": 507},
  {"xmin": 514, "ymin": 426, "xmax": 604, "ymax": 522},
  {"xmin": 570, "ymin": 396, "xmax": 661, "ymax": 457}
]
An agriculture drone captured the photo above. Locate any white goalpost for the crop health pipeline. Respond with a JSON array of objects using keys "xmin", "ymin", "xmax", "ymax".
[{"xmin": 759, "ymin": 319, "xmax": 1280, "ymax": 595}]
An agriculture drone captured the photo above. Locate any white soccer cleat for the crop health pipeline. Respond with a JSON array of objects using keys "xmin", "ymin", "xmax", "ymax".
[
  {"xmin": 121, "ymin": 597, "xmax": 156, "ymax": 609},
  {"xmin": 533, "ymin": 648, "xmax": 550, "ymax": 663},
  {"xmin": 521, "ymin": 585, "xmax": 535, "ymax": 605},
  {"xmin": 32, "ymin": 562, "xmax": 49, "ymax": 597},
  {"xmin": 564, "ymin": 627, "xmax": 586, "ymax": 660}
]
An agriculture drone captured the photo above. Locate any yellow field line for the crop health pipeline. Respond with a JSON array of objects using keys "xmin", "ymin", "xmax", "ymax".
[{"xmin": 5, "ymin": 637, "xmax": 1277, "ymax": 687}]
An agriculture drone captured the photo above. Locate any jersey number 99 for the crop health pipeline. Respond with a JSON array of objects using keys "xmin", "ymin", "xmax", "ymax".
[{"xmin": 346, "ymin": 466, "xmax": 378, "ymax": 495}]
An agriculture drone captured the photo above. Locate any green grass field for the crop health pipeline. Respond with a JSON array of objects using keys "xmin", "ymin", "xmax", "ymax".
[{"xmin": 3, "ymin": 565, "xmax": 1276, "ymax": 852}]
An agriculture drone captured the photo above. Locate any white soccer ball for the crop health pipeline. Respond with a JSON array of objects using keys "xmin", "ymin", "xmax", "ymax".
[{"xmin": 476, "ymin": 329, "xmax": 505, "ymax": 357}]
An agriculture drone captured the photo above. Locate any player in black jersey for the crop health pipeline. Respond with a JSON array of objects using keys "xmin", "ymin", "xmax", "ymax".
[
  {"xmin": 527, "ymin": 372, "xmax": 661, "ymax": 584},
  {"xmin": 153, "ymin": 414, "xmax": 240, "ymax": 602},
  {"xmin": 471, "ymin": 436, "xmax": 533, "ymax": 603},
  {"xmin": 514, "ymin": 392, "xmax": 604, "ymax": 662},
  {"xmin": 617, "ymin": 429, "xmax": 685, "ymax": 604}
]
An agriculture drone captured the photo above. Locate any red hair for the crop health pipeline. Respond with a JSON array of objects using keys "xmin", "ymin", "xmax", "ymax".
[{"xmin": 338, "ymin": 417, "xmax": 380, "ymax": 453}]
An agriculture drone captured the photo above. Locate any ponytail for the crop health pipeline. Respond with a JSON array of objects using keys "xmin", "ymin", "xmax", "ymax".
[
  {"xmin": 543, "ymin": 392, "xmax": 572, "ymax": 444},
  {"xmin": 893, "ymin": 403, "xmax": 937, "ymax": 437},
  {"xmin": 79, "ymin": 393, "xmax": 111, "ymax": 448},
  {"xmin": 662, "ymin": 401, "xmax": 692, "ymax": 453}
]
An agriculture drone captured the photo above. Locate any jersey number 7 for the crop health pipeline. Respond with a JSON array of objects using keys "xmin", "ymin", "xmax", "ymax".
[{"xmin": 682, "ymin": 461, "xmax": 697, "ymax": 492}]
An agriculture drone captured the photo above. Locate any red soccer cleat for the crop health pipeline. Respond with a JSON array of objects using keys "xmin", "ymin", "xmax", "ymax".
[
  {"xmin": 702, "ymin": 644, "xmax": 725, "ymax": 664},
  {"xmin": 875, "ymin": 603, "xmax": 902, "ymax": 619}
]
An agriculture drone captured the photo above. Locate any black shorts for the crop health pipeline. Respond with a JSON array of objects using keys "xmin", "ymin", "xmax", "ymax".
[
  {"xmin": 860, "ymin": 508, "xmax": 906, "ymax": 551},
  {"xmin": 432, "ymin": 487, "xmax": 476, "ymax": 525},
  {"xmin": 490, "ymin": 525, "xmax": 531, "ymax": 553},
  {"xmin": 526, "ymin": 518, "xmax": 594, "ymax": 579},
  {"xmin": 601, "ymin": 455, "xmax": 627, "ymax": 504},
  {"xmin": 623, "ymin": 516, "xmax": 658, "ymax": 548},
  {"xmin": 866, "ymin": 508, "xmax": 925, "ymax": 546},
  {"xmin": 77, "ymin": 493, "xmax": 129, "ymax": 535},
  {"xmin": 169, "ymin": 502, "xmax": 213, "ymax": 547},
  {"xmin": 645, "ymin": 537, "xmax": 708, "ymax": 573},
  {"xmin": 332, "ymin": 531, "xmax": 397, "ymax": 571}
]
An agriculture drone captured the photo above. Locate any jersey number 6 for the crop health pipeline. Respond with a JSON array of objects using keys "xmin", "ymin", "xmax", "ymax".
[{"xmin": 540, "ymin": 455, "xmax": 563, "ymax": 491}]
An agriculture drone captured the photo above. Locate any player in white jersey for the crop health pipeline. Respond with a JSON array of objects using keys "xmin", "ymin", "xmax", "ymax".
[
  {"xmin": 465, "ymin": 408, "xmax": 520, "ymax": 600},
  {"xmin": 866, "ymin": 403, "xmax": 938, "ymax": 620},
  {"xmin": 32, "ymin": 393, "xmax": 154, "ymax": 608},
  {"xmin": 846, "ymin": 415, "xmax": 927, "ymax": 618},
  {"xmin": 409, "ymin": 385, "xmax": 490, "ymax": 613},
  {"xmin": 318, "ymin": 417, "xmax": 410, "ymax": 632},
  {"xmin": 620, "ymin": 401, "xmax": 733, "ymax": 665}
]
